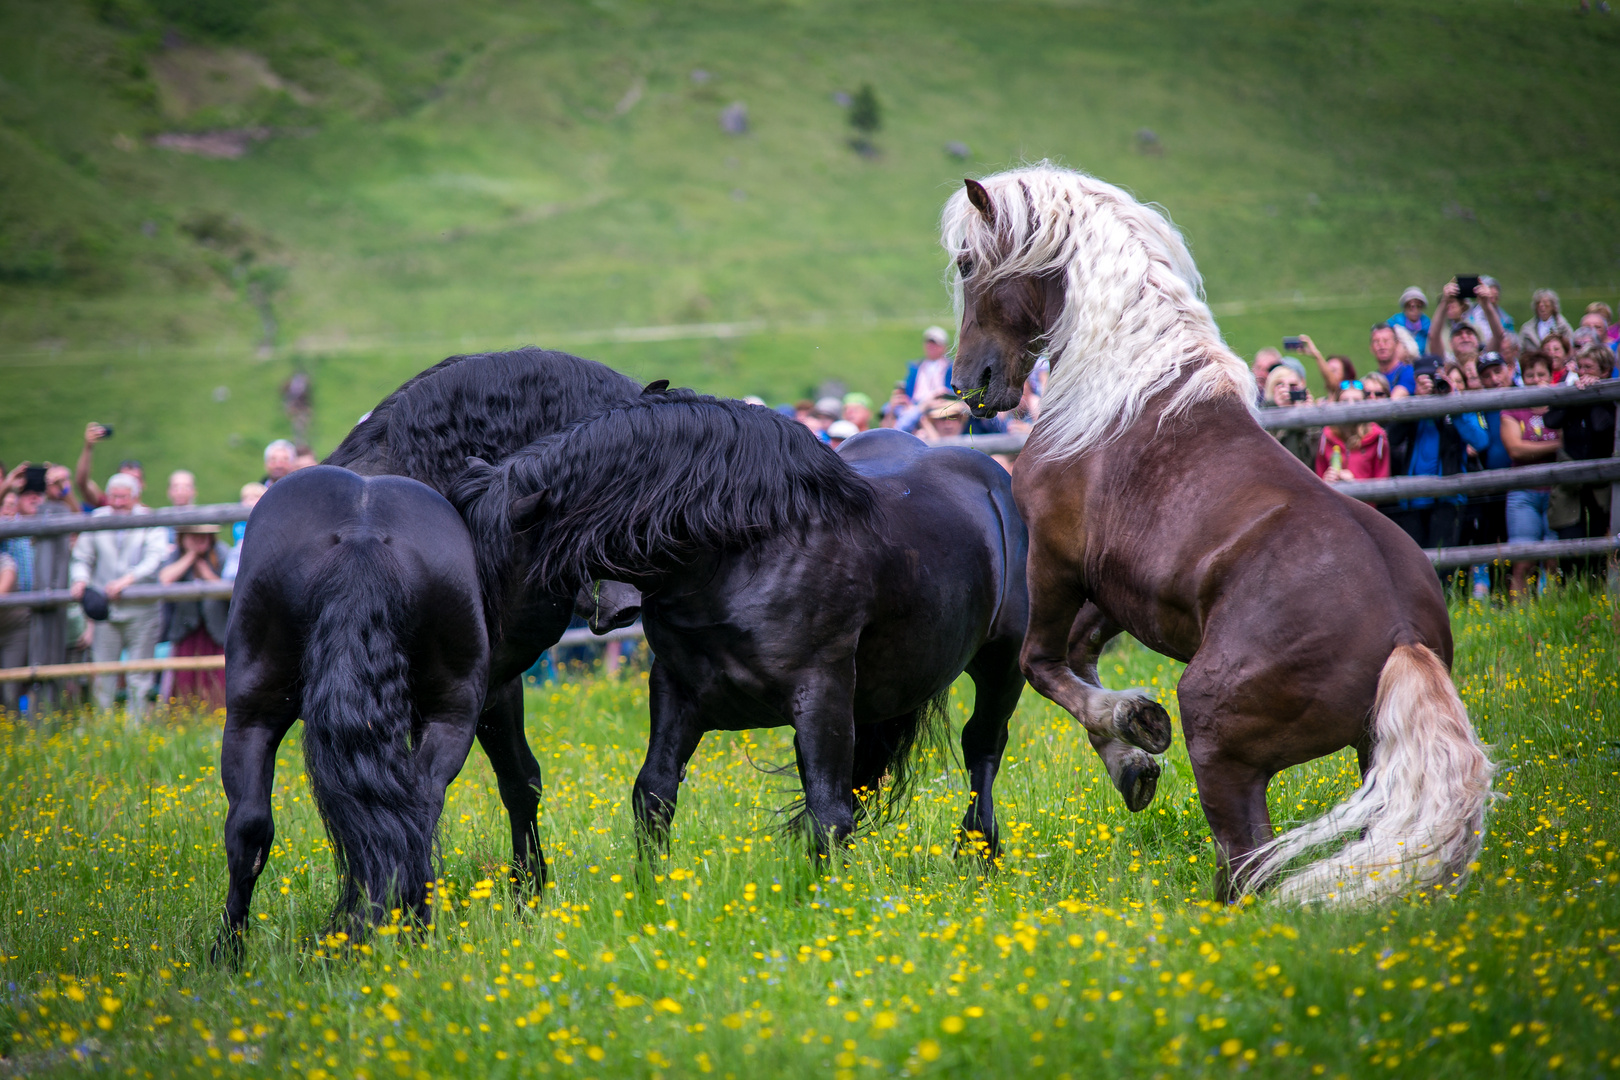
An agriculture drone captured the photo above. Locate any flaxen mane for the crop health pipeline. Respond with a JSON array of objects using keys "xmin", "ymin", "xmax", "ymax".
[{"xmin": 941, "ymin": 162, "xmax": 1253, "ymax": 460}]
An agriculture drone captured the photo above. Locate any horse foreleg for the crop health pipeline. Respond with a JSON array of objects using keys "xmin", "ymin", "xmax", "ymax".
[
  {"xmin": 214, "ymin": 701, "xmax": 296, "ymax": 967},
  {"xmin": 632, "ymin": 661, "xmax": 705, "ymax": 858},
  {"xmin": 1020, "ymin": 544, "xmax": 1173, "ymax": 756},
  {"xmin": 476, "ymin": 678, "xmax": 548, "ymax": 893},
  {"xmin": 1068, "ymin": 605, "xmax": 1162, "ymax": 812},
  {"xmin": 957, "ymin": 639, "xmax": 1023, "ymax": 860},
  {"xmin": 789, "ymin": 670, "xmax": 858, "ymax": 863}
]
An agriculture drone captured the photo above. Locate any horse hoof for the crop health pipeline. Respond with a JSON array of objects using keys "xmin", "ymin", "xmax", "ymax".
[
  {"xmin": 1117, "ymin": 753, "xmax": 1160, "ymax": 813},
  {"xmin": 1115, "ymin": 695, "xmax": 1173, "ymax": 755},
  {"xmin": 210, "ymin": 930, "xmax": 244, "ymax": 970}
]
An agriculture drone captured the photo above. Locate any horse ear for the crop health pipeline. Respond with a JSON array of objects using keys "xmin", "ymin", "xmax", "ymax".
[
  {"xmin": 963, "ymin": 178, "xmax": 996, "ymax": 225},
  {"xmin": 465, "ymin": 455, "xmax": 490, "ymax": 471},
  {"xmin": 642, "ymin": 379, "xmax": 670, "ymax": 394},
  {"xmin": 511, "ymin": 490, "xmax": 547, "ymax": 528}
]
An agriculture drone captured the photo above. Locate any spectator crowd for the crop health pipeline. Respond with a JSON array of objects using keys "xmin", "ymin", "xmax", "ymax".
[
  {"xmin": 1254, "ymin": 279, "xmax": 1615, "ymax": 601},
  {"xmin": 2, "ymin": 280, "xmax": 1615, "ymax": 719},
  {"xmin": 0, "ymin": 429, "xmax": 308, "ymax": 717}
]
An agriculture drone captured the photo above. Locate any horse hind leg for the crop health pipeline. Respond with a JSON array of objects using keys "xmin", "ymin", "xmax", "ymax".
[{"xmin": 213, "ymin": 693, "xmax": 297, "ymax": 967}]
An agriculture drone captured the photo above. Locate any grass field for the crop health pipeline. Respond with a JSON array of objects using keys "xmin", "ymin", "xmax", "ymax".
[
  {"xmin": 5, "ymin": 0, "xmax": 1620, "ymax": 499},
  {"xmin": 1, "ymin": 590, "xmax": 1616, "ymax": 1078}
]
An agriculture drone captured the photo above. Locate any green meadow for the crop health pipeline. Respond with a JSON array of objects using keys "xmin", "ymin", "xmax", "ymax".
[
  {"xmin": 4, "ymin": 0, "xmax": 1620, "ymax": 498},
  {"xmin": 0, "ymin": 590, "xmax": 1616, "ymax": 1078}
]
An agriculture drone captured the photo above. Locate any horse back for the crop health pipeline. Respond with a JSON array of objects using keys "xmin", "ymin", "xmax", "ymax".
[
  {"xmin": 323, "ymin": 348, "xmax": 641, "ymax": 492},
  {"xmin": 1020, "ymin": 395, "xmax": 1450, "ymax": 669}
]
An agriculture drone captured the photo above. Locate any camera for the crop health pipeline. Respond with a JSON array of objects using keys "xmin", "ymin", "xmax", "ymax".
[
  {"xmin": 1288, "ymin": 387, "xmax": 1309, "ymax": 403},
  {"xmin": 23, "ymin": 465, "xmax": 47, "ymax": 494},
  {"xmin": 1455, "ymin": 276, "xmax": 1480, "ymax": 300},
  {"xmin": 1281, "ymin": 336, "xmax": 1306, "ymax": 351}
]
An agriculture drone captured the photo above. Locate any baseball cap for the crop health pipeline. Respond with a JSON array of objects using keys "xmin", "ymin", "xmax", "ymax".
[
  {"xmin": 842, "ymin": 391, "xmax": 873, "ymax": 409},
  {"xmin": 1477, "ymin": 352, "xmax": 1506, "ymax": 370},
  {"xmin": 814, "ymin": 396, "xmax": 844, "ymax": 419},
  {"xmin": 1399, "ymin": 286, "xmax": 1427, "ymax": 306},
  {"xmin": 1412, "ymin": 355, "xmax": 1442, "ymax": 378},
  {"xmin": 827, "ymin": 420, "xmax": 859, "ymax": 440},
  {"xmin": 1276, "ymin": 356, "xmax": 1307, "ymax": 381},
  {"xmin": 923, "ymin": 326, "xmax": 949, "ymax": 345}
]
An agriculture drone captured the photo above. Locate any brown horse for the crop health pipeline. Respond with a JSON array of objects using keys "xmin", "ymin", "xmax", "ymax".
[{"xmin": 942, "ymin": 164, "xmax": 1492, "ymax": 903}]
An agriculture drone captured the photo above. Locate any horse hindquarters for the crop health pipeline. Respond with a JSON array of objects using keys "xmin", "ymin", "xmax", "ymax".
[{"xmin": 1237, "ymin": 644, "xmax": 1492, "ymax": 904}]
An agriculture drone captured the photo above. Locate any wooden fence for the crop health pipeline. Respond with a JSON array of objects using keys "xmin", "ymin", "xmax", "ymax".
[
  {"xmin": 2, "ymin": 381, "xmax": 1613, "ymax": 688},
  {"xmin": 938, "ymin": 379, "xmax": 1620, "ymax": 574}
]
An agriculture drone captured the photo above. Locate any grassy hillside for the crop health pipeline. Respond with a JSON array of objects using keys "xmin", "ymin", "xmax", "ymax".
[{"xmin": 3, "ymin": 0, "xmax": 1620, "ymax": 499}]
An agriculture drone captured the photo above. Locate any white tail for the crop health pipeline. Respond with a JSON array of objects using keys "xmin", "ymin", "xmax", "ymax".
[{"xmin": 1239, "ymin": 643, "xmax": 1494, "ymax": 904}]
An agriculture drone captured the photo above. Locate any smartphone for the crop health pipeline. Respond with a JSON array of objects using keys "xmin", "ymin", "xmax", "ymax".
[
  {"xmin": 1455, "ymin": 276, "xmax": 1480, "ymax": 300},
  {"xmin": 23, "ymin": 465, "xmax": 47, "ymax": 493},
  {"xmin": 96, "ymin": 423, "xmax": 114, "ymax": 438},
  {"xmin": 1282, "ymin": 336, "xmax": 1305, "ymax": 351},
  {"xmin": 1288, "ymin": 387, "xmax": 1308, "ymax": 403}
]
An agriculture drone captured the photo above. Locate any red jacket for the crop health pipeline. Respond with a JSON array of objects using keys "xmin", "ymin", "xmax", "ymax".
[{"xmin": 1315, "ymin": 424, "xmax": 1391, "ymax": 480}]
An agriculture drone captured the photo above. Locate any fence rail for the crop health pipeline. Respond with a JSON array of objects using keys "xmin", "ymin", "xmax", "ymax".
[
  {"xmin": 0, "ymin": 579, "xmax": 232, "ymax": 611},
  {"xmin": 0, "ymin": 623, "xmax": 648, "ymax": 685},
  {"xmin": 1256, "ymin": 379, "xmax": 1620, "ymax": 431},
  {"xmin": 1339, "ymin": 458, "xmax": 1620, "ymax": 504},
  {"xmin": 1427, "ymin": 536, "xmax": 1620, "ymax": 571},
  {"xmin": 0, "ymin": 503, "xmax": 250, "ymax": 540}
]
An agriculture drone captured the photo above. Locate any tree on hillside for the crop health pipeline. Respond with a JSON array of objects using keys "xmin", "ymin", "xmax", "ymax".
[{"xmin": 848, "ymin": 82, "xmax": 881, "ymax": 156}]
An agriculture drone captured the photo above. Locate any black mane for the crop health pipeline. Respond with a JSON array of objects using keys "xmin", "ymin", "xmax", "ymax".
[
  {"xmin": 451, "ymin": 392, "xmax": 879, "ymax": 596},
  {"xmin": 325, "ymin": 347, "xmax": 641, "ymax": 494}
]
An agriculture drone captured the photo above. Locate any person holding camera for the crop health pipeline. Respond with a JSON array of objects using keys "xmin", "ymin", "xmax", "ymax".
[
  {"xmin": 1385, "ymin": 357, "xmax": 1489, "ymax": 556},
  {"xmin": 157, "ymin": 524, "xmax": 229, "ymax": 711},
  {"xmin": 1428, "ymin": 279, "xmax": 1506, "ymax": 362},
  {"xmin": 1261, "ymin": 362, "xmax": 1319, "ymax": 468}
]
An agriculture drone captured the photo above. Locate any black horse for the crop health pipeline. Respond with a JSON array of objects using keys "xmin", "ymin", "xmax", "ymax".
[
  {"xmin": 453, "ymin": 394, "xmax": 1029, "ymax": 859},
  {"xmin": 221, "ymin": 468, "xmax": 488, "ymax": 941},
  {"xmin": 217, "ymin": 348, "xmax": 645, "ymax": 954}
]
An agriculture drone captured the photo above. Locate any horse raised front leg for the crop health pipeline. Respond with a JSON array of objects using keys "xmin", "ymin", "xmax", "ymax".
[
  {"xmin": 632, "ymin": 661, "xmax": 706, "ymax": 858},
  {"xmin": 1020, "ymin": 566, "xmax": 1172, "ymax": 756},
  {"xmin": 476, "ymin": 678, "xmax": 548, "ymax": 894},
  {"xmin": 213, "ymin": 698, "xmax": 297, "ymax": 967},
  {"xmin": 1067, "ymin": 604, "xmax": 1162, "ymax": 812}
]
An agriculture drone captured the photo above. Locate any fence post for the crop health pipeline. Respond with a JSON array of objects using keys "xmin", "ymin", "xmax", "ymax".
[{"xmin": 1610, "ymin": 412, "xmax": 1620, "ymax": 607}]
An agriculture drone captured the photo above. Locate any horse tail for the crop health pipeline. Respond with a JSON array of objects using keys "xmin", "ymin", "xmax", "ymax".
[
  {"xmin": 1239, "ymin": 643, "xmax": 1493, "ymax": 904},
  {"xmin": 850, "ymin": 689, "xmax": 951, "ymax": 829},
  {"xmin": 300, "ymin": 533, "xmax": 436, "ymax": 925}
]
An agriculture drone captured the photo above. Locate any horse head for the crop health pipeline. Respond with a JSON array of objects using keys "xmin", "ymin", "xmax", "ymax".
[{"xmin": 947, "ymin": 178, "xmax": 1065, "ymax": 416}]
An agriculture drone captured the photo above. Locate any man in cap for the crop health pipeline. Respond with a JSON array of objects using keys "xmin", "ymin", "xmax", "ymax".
[
  {"xmin": 69, "ymin": 472, "xmax": 169, "ymax": 721},
  {"xmin": 905, "ymin": 327, "xmax": 954, "ymax": 412},
  {"xmin": 841, "ymin": 392, "xmax": 874, "ymax": 432},
  {"xmin": 1387, "ymin": 286, "xmax": 1430, "ymax": 343}
]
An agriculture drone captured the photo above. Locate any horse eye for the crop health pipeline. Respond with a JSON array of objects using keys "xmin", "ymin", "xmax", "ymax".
[{"xmin": 957, "ymin": 258, "xmax": 974, "ymax": 278}]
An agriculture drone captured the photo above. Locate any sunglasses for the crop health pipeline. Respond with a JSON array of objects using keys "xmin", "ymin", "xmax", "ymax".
[{"xmin": 1341, "ymin": 380, "xmax": 1364, "ymax": 391}]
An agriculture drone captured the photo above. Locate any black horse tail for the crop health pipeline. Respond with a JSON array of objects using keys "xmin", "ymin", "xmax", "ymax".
[
  {"xmin": 458, "ymin": 390, "xmax": 879, "ymax": 594},
  {"xmin": 849, "ymin": 689, "xmax": 951, "ymax": 829},
  {"xmin": 300, "ymin": 533, "xmax": 435, "ymax": 926}
]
